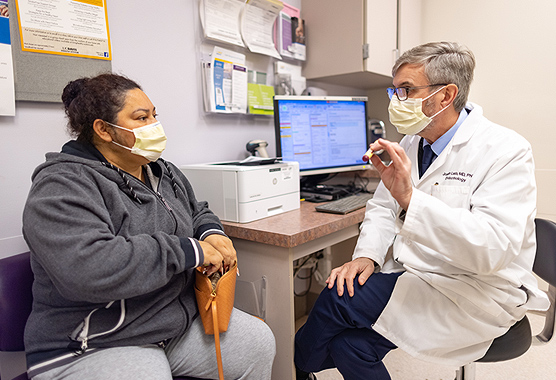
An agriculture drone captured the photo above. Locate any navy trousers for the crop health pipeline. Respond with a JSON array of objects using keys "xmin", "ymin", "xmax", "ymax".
[{"xmin": 294, "ymin": 272, "xmax": 402, "ymax": 380}]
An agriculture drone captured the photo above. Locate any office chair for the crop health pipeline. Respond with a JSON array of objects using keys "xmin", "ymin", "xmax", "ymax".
[
  {"xmin": 455, "ymin": 218, "xmax": 556, "ymax": 380},
  {"xmin": 0, "ymin": 252, "xmax": 204, "ymax": 380}
]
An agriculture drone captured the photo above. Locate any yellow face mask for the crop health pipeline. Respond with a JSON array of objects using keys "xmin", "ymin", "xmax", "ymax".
[
  {"xmin": 107, "ymin": 121, "xmax": 167, "ymax": 162},
  {"xmin": 388, "ymin": 85, "xmax": 447, "ymax": 135}
]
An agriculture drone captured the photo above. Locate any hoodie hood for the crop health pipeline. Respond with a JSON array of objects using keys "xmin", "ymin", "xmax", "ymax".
[
  {"xmin": 32, "ymin": 140, "xmax": 108, "ymax": 182},
  {"xmin": 61, "ymin": 140, "xmax": 109, "ymax": 162},
  {"xmin": 33, "ymin": 140, "xmax": 153, "ymax": 204},
  {"xmin": 37, "ymin": 140, "xmax": 181, "ymax": 204}
]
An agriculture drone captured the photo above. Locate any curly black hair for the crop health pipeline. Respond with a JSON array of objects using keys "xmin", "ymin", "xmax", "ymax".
[{"xmin": 61, "ymin": 73, "xmax": 142, "ymax": 143}]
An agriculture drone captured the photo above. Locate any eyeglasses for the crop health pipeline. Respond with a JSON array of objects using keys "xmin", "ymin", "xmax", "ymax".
[{"xmin": 387, "ymin": 84, "xmax": 448, "ymax": 101}]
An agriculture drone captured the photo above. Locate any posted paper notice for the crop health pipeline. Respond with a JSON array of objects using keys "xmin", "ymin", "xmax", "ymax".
[
  {"xmin": 241, "ymin": 0, "xmax": 282, "ymax": 59},
  {"xmin": 0, "ymin": 0, "xmax": 15, "ymax": 116},
  {"xmin": 200, "ymin": 0, "xmax": 245, "ymax": 47},
  {"xmin": 15, "ymin": 0, "xmax": 111, "ymax": 60}
]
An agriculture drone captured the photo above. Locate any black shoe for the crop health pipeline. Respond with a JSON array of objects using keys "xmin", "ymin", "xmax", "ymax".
[{"xmin": 296, "ymin": 366, "xmax": 317, "ymax": 380}]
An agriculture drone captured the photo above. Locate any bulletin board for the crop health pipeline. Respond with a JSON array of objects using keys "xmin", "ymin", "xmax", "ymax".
[{"xmin": 8, "ymin": 3, "xmax": 112, "ymax": 103}]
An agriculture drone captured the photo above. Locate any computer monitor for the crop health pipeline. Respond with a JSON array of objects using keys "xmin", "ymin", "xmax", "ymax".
[{"xmin": 274, "ymin": 95, "xmax": 371, "ymax": 177}]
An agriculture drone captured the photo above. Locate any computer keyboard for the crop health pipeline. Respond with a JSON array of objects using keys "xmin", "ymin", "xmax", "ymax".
[{"xmin": 315, "ymin": 192, "xmax": 374, "ymax": 215}]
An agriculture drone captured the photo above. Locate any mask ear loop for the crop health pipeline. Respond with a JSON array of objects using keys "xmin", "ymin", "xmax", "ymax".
[
  {"xmin": 424, "ymin": 85, "xmax": 452, "ymax": 119},
  {"xmin": 111, "ymin": 140, "xmax": 133, "ymax": 151},
  {"xmin": 104, "ymin": 121, "xmax": 135, "ymax": 151}
]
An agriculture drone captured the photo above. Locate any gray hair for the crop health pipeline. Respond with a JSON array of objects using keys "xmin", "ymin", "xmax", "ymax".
[{"xmin": 392, "ymin": 42, "xmax": 475, "ymax": 113}]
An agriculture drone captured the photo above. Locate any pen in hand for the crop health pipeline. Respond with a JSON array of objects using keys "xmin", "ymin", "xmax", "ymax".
[{"xmin": 362, "ymin": 148, "xmax": 374, "ymax": 162}]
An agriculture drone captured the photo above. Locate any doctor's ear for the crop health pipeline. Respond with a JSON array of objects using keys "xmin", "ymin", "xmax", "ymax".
[
  {"xmin": 93, "ymin": 119, "xmax": 114, "ymax": 143},
  {"xmin": 441, "ymin": 84, "xmax": 458, "ymax": 107}
]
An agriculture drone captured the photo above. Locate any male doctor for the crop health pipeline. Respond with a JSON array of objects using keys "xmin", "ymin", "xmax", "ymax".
[{"xmin": 295, "ymin": 41, "xmax": 550, "ymax": 380}]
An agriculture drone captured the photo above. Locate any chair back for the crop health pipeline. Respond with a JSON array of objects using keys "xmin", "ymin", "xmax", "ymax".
[
  {"xmin": 0, "ymin": 252, "xmax": 206, "ymax": 380},
  {"xmin": 456, "ymin": 218, "xmax": 556, "ymax": 379},
  {"xmin": 0, "ymin": 252, "xmax": 33, "ymax": 352},
  {"xmin": 533, "ymin": 218, "xmax": 556, "ymax": 287},
  {"xmin": 532, "ymin": 218, "xmax": 556, "ymax": 345}
]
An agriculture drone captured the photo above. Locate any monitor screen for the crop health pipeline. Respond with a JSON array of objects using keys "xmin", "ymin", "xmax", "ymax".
[{"xmin": 274, "ymin": 95, "xmax": 371, "ymax": 176}]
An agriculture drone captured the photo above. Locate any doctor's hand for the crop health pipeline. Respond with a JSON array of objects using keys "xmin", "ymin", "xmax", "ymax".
[
  {"xmin": 369, "ymin": 139, "xmax": 413, "ymax": 210},
  {"xmin": 326, "ymin": 257, "xmax": 376, "ymax": 297},
  {"xmin": 202, "ymin": 234, "xmax": 237, "ymax": 272}
]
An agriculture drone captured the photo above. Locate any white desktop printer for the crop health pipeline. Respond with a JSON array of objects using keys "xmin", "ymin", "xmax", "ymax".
[{"xmin": 180, "ymin": 161, "xmax": 300, "ymax": 223}]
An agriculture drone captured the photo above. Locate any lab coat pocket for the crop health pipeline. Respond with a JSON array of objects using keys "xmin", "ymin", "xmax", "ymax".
[{"xmin": 431, "ymin": 185, "xmax": 470, "ymax": 209}]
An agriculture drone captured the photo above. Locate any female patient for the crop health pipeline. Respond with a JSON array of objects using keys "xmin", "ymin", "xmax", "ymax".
[{"xmin": 22, "ymin": 73, "xmax": 275, "ymax": 379}]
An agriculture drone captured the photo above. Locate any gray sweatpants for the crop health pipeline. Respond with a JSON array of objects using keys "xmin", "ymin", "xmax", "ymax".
[{"xmin": 32, "ymin": 308, "xmax": 275, "ymax": 380}]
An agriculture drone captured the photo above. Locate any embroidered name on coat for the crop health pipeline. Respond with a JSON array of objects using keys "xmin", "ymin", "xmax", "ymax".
[{"xmin": 442, "ymin": 171, "xmax": 473, "ymax": 183}]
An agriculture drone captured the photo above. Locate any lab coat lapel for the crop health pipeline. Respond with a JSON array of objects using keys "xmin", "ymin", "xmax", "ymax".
[
  {"xmin": 416, "ymin": 103, "xmax": 482, "ymax": 183},
  {"xmin": 406, "ymin": 135, "xmax": 420, "ymax": 185}
]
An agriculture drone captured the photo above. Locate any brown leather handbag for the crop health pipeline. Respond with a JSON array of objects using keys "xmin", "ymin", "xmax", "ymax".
[{"xmin": 194, "ymin": 262, "xmax": 237, "ymax": 380}]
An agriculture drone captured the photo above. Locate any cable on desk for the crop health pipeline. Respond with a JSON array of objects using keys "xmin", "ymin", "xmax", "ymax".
[
  {"xmin": 352, "ymin": 172, "xmax": 370, "ymax": 193},
  {"xmin": 325, "ymin": 172, "xmax": 373, "ymax": 198}
]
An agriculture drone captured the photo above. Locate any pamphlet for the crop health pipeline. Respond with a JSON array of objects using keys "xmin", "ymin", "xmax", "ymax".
[
  {"xmin": 289, "ymin": 17, "xmax": 306, "ymax": 61},
  {"xmin": 247, "ymin": 83, "xmax": 274, "ymax": 115},
  {"xmin": 203, "ymin": 46, "xmax": 247, "ymax": 114}
]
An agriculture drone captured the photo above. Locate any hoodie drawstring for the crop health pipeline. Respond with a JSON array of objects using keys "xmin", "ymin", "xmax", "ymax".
[
  {"xmin": 160, "ymin": 159, "xmax": 180, "ymax": 198},
  {"xmin": 101, "ymin": 162, "xmax": 143, "ymax": 204},
  {"xmin": 101, "ymin": 160, "xmax": 180, "ymax": 203}
]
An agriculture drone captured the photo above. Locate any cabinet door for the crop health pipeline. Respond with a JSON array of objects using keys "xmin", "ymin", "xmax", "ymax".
[
  {"xmin": 301, "ymin": 0, "xmax": 366, "ymax": 79},
  {"xmin": 364, "ymin": 0, "xmax": 398, "ymax": 77},
  {"xmin": 397, "ymin": 0, "xmax": 422, "ymax": 56}
]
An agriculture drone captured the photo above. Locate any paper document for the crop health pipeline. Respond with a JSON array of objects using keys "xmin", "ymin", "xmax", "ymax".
[
  {"xmin": 203, "ymin": 46, "xmax": 247, "ymax": 113},
  {"xmin": 0, "ymin": 0, "xmax": 15, "ymax": 116},
  {"xmin": 276, "ymin": 3, "xmax": 299, "ymax": 59},
  {"xmin": 201, "ymin": 60, "xmax": 214, "ymax": 112},
  {"xmin": 231, "ymin": 63, "xmax": 247, "ymax": 113},
  {"xmin": 240, "ymin": 0, "xmax": 282, "ymax": 59},
  {"xmin": 277, "ymin": 12, "xmax": 292, "ymax": 58},
  {"xmin": 289, "ymin": 16, "xmax": 305, "ymax": 60},
  {"xmin": 15, "ymin": 0, "xmax": 111, "ymax": 59},
  {"xmin": 247, "ymin": 83, "xmax": 274, "ymax": 115},
  {"xmin": 200, "ymin": 0, "xmax": 245, "ymax": 47}
]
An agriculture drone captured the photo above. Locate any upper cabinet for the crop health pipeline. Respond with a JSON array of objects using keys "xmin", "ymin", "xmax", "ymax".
[{"xmin": 301, "ymin": 0, "xmax": 421, "ymax": 89}]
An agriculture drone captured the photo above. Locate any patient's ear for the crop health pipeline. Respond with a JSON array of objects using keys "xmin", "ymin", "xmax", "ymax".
[{"xmin": 93, "ymin": 119, "xmax": 113, "ymax": 143}]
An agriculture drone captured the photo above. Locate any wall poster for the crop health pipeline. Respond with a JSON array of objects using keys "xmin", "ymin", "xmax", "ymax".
[
  {"xmin": 15, "ymin": 0, "xmax": 111, "ymax": 60},
  {"xmin": 0, "ymin": 0, "xmax": 15, "ymax": 115}
]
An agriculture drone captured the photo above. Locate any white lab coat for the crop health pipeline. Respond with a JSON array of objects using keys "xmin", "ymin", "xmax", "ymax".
[{"xmin": 353, "ymin": 103, "xmax": 549, "ymax": 366}]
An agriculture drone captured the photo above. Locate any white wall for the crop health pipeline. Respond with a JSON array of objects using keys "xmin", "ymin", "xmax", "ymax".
[
  {"xmin": 0, "ymin": 0, "xmax": 302, "ymax": 258},
  {"xmin": 4, "ymin": 0, "xmax": 554, "ymax": 258},
  {"xmin": 1, "ymin": 0, "xmax": 554, "ymax": 376},
  {"xmin": 420, "ymin": 0, "xmax": 556, "ymax": 221}
]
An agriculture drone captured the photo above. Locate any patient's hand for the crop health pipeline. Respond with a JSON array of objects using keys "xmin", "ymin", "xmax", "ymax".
[
  {"xmin": 203, "ymin": 234, "xmax": 237, "ymax": 272},
  {"xmin": 199, "ymin": 240, "xmax": 224, "ymax": 276},
  {"xmin": 326, "ymin": 257, "xmax": 376, "ymax": 297}
]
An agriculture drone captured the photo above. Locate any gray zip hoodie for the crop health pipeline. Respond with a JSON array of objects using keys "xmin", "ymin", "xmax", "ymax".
[{"xmin": 22, "ymin": 141, "xmax": 226, "ymax": 376}]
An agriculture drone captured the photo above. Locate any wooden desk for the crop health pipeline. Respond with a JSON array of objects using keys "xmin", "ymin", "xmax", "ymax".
[{"xmin": 222, "ymin": 202, "xmax": 366, "ymax": 380}]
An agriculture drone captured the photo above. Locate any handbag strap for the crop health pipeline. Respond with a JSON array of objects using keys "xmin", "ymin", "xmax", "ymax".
[{"xmin": 211, "ymin": 300, "xmax": 224, "ymax": 380}]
